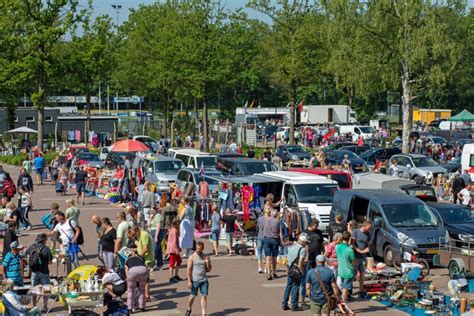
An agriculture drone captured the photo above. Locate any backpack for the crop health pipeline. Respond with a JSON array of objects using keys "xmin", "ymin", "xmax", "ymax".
[
  {"xmin": 5, "ymin": 180, "xmax": 16, "ymax": 198},
  {"xmin": 69, "ymin": 219, "xmax": 84, "ymax": 245},
  {"xmin": 29, "ymin": 245, "xmax": 47, "ymax": 270}
]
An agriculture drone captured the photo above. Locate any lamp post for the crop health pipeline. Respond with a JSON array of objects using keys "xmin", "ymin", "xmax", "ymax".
[{"xmin": 111, "ymin": 4, "xmax": 122, "ymax": 34}]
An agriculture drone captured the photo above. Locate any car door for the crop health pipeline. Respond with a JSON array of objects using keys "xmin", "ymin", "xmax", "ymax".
[
  {"xmin": 283, "ymin": 183, "xmax": 298, "ymax": 209},
  {"xmin": 368, "ymin": 202, "xmax": 387, "ymax": 257}
]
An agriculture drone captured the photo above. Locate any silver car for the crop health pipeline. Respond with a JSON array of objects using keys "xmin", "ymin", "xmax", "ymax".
[
  {"xmin": 389, "ymin": 154, "xmax": 447, "ymax": 183},
  {"xmin": 143, "ymin": 157, "xmax": 184, "ymax": 191}
]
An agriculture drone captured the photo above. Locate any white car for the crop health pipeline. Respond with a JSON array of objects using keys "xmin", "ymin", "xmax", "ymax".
[{"xmin": 275, "ymin": 127, "xmax": 300, "ymax": 141}]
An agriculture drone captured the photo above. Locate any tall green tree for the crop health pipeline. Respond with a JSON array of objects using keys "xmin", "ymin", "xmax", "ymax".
[
  {"xmin": 12, "ymin": 0, "xmax": 83, "ymax": 149},
  {"xmin": 325, "ymin": 0, "xmax": 465, "ymax": 153},
  {"xmin": 248, "ymin": 0, "xmax": 320, "ymax": 144}
]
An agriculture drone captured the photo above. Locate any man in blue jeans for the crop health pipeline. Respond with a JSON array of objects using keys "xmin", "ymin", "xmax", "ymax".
[
  {"xmin": 282, "ymin": 234, "xmax": 308, "ymax": 312},
  {"xmin": 33, "ymin": 153, "xmax": 46, "ymax": 185}
]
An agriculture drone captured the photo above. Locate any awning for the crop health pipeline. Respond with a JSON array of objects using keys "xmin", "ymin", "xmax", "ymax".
[
  {"xmin": 448, "ymin": 109, "xmax": 474, "ymax": 122},
  {"xmin": 6, "ymin": 126, "xmax": 38, "ymax": 134}
]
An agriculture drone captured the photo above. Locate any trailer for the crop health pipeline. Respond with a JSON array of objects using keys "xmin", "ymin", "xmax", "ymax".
[{"xmin": 300, "ymin": 105, "xmax": 357, "ymax": 124}]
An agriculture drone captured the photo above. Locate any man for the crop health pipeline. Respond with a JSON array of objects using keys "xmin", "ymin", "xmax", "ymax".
[
  {"xmin": 263, "ymin": 148, "xmax": 272, "ymax": 161},
  {"xmin": 0, "ymin": 165, "xmax": 8, "ymax": 195},
  {"xmin": 247, "ymin": 147, "xmax": 256, "ymax": 159},
  {"xmin": 27, "ymin": 233, "xmax": 52, "ymax": 311},
  {"xmin": 458, "ymin": 182, "xmax": 472, "ymax": 207},
  {"xmin": 336, "ymin": 231, "xmax": 355, "ymax": 302},
  {"xmin": 1, "ymin": 241, "xmax": 25, "ymax": 286},
  {"xmin": 185, "ymin": 241, "xmax": 212, "ymax": 316},
  {"xmin": 141, "ymin": 182, "xmax": 156, "ymax": 225},
  {"xmin": 328, "ymin": 213, "xmax": 345, "ymax": 242},
  {"xmin": 282, "ymin": 234, "xmax": 308, "ymax": 312},
  {"xmin": 461, "ymin": 169, "xmax": 471, "ymax": 186},
  {"xmin": 33, "ymin": 153, "xmax": 46, "ymax": 185},
  {"xmin": 74, "ymin": 165, "xmax": 88, "ymax": 205},
  {"xmin": 306, "ymin": 255, "xmax": 340, "ymax": 316},
  {"xmin": 389, "ymin": 159, "xmax": 399, "ymax": 177},
  {"xmin": 351, "ymin": 220, "xmax": 372, "ymax": 295},
  {"xmin": 114, "ymin": 211, "xmax": 131, "ymax": 263},
  {"xmin": 304, "ymin": 219, "xmax": 324, "ymax": 268},
  {"xmin": 50, "ymin": 211, "xmax": 81, "ymax": 267},
  {"xmin": 92, "ymin": 215, "xmax": 103, "ymax": 262},
  {"xmin": 3, "ymin": 221, "xmax": 18, "ymax": 258},
  {"xmin": 452, "ymin": 172, "xmax": 465, "ymax": 205},
  {"xmin": 229, "ymin": 140, "xmax": 237, "ymax": 153},
  {"xmin": 220, "ymin": 142, "xmax": 228, "ymax": 154},
  {"xmin": 17, "ymin": 168, "xmax": 33, "ymax": 193}
]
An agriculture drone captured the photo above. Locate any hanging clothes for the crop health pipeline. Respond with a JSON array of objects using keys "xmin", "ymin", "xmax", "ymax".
[
  {"xmin": 240, "ymin": 184, "xmax": 254, "ymax": 222},
  {"xmin": 251, "ymin": 185, "xmax": 262, "ymax": 209},
  {"xmin": 75, "ymin": 130, "xmax": 81, "ymax": 142}
]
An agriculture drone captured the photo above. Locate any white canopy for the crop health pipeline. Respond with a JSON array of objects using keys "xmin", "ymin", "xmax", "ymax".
[{"xmin": 7, "ymin": 126, "xmax": 38, "ymax": 134}]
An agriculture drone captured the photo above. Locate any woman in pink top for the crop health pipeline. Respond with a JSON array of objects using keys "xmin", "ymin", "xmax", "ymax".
[
  {"xmin": 324, "ymin": 232, "xmax": 342, "ymax": 274},
  {"xmin": 167, "ymin": 219, "xmax": 182, "ymax": 283}
]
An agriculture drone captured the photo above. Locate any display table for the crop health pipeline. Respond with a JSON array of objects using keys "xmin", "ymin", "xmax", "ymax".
[
  {"xmin": 65, "ymin": 291, "xmax": 103, "ymax": 313},
  {"xmin": 29, "ymin": 291, "xmax": 60, "ymax": 315}
]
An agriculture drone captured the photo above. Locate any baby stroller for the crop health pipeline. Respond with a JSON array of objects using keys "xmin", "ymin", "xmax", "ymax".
[{"xmin": 55, "ymin": 181, "xmax": 65, "ymax": 195}]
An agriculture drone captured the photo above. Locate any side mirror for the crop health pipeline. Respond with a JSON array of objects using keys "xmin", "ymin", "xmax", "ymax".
[
  {"xmin": 148, "ymin": 167, "xmax": 153, "ymax": 173},
  {"xmin": 373, "ymin": 218, "xmax": 382, "ymax": 228},
  {"xmin": 406, "ymin": 164, "xmax": 411, "ymax": 169}
]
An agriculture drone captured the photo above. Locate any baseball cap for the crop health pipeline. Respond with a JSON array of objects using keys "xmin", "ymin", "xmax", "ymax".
[
  {"xmin": 316, "ymin": 255, "xmax": 327, "ymax": 263},
  {"xmin": 298, "ymin": 234, "xmax": 308, "ymax": 243},
  {"xmin": 10, "ymin": 241, "xmax": 24, "ymax": 249}
]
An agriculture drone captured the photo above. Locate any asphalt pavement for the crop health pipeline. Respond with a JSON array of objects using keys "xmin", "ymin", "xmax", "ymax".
[{"xmin": 3, "ymin": 164, "xmax": 463, "ymax": 316}]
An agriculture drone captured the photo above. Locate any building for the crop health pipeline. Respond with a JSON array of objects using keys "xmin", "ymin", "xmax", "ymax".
[{"xmin": 412, "ymin": 108, "xmax": 452, "ymax": 124}]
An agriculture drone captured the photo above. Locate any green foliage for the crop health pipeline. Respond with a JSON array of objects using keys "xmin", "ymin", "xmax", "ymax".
[{"xmin": 0, "ymin": 154, "xmax": 28, "ymax": 166}]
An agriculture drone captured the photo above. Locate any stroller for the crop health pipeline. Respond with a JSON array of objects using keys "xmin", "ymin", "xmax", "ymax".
[{"xmin": 55, "ymin": 181, "xmax": 65, "ymax": 195}]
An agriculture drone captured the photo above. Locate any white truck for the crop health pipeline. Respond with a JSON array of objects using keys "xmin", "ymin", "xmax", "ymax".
[{"xmin": 300, "ymin": 105, "xmax": 357, "ymax": 124}]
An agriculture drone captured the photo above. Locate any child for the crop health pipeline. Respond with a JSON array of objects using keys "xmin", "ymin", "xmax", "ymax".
[
  {"xmin": 18, "ymin": 186, "xmax": 32, "ymax": 230},
  {"xmin": 221, "ymin": 208, "xmax": 243, "ymax": 255},
  {"xmin": 166, "ymin": 219, "xmax": 182, "ymax": 283}
]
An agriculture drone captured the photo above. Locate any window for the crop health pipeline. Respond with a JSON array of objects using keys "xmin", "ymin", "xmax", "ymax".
[
  {"xmin": 283, "ymin": 184, "xmax": 298, "ymax": 207},
  {"xmin": 45, "ymin": 116, "xmax": 53, "ymax": 122},
  {"xmin": 26, "ymin": 116, "xmax": 34, "ymax": 122},
  {"xmin": 14, "ymin": 116, "xmax": 18, "ymax": 123},
  {"xmin": 177, "ymin": 171, "xmax": 187, "ymax": 182},
  {"xmin": 470, "ymin": 154, "xmax": 474, "ymax": 167},
  {"xmin": 368, "ymin": 202, "xmax": 384, "ymax": 226}
]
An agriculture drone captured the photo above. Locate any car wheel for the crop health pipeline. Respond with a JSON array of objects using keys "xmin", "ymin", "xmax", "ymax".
[
  {"xmin": 383, "ymin": 245, "xmax": 396, "ymax": 267},
  {"xmin": 448, "ymin": 260, "xmax": 464, "ymax": 279}
]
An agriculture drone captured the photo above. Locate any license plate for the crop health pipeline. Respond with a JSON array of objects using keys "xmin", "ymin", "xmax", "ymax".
[
  {"xmin": 426, "ymin": 249, "xmax": 439, "ymax": 254},
  {"xmin": 355, "ymin": 166, "xmax": 363, "ymax": 170}
]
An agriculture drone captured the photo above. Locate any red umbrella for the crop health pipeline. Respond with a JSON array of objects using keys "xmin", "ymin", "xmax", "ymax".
[{"xmin": 111, "ymin": 139, "xmax": 149, "ymax": 152}]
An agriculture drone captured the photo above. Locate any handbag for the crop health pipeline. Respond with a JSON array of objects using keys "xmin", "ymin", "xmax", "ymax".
[
  {"xmin": 287, "ymin": 247, "xmax": 303, "ymax": 283},
  {"xmin": 315, "ymin": 269, "xmax": 338, "ymax": 311}
]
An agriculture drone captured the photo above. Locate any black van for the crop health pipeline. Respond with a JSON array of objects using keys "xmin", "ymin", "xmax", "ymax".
[
  {"xmin": 216, "ymin": 157, "xmax": 278, "ymax": 176},
  {"xmin": 330, "ymin": 189, "xmax": 448, "ymax": 266}
]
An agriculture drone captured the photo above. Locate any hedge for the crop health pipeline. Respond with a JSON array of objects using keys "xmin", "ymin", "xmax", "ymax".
[{"xmin": 0, "ymin": 151, "xmax": 58, "ymax": 166}]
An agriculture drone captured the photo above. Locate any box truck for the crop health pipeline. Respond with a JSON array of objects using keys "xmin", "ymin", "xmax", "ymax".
[{"xmin": 300, "ymin": 105, "xmax": 357, "ymax": 124}]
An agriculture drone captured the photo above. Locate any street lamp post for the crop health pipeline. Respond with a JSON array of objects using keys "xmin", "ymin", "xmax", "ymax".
[{"xmin": 111, "ymin": 4, "xmax": 122, "ymax": 34}]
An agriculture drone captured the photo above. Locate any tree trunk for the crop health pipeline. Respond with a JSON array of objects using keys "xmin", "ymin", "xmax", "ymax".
[
  {"xmin": 203, "ymin": 89, "xmax": 209, "ymax": 152},
  {"xmin": 289, "ymin": 78, "xmax": 296, "ymax": 145},
  {"xmin": 163, "ymin": 91, "xmax": 172, "ymax": 138},
  {"xmin": 401, "ymin": 60, "xmax": 411, "ymax": 154},
  {"xmin": 85, "ymin": 89, "xmax": 91, "ymax": 146},
  {"xmin": 37, "ymin": 67, "xmax": 45, "ymax": 151}
]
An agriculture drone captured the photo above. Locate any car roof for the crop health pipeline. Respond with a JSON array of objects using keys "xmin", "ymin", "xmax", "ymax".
[
  {"xmin": 336, "ymin": 189, "xmax": 421, "ymax": 204},
  {"xmin": 219, "ymin": 157, "xmax": 271, "ymax": 164},
  {"xmin": 393, "ymin": 153, "xmax": 426, "ymax": 158},
  {"xmin": 262, "ymin": 171, "xmax": 335, "ymax": 184},
  {"xmin": 290, "ymin": 168, "xmax": 350, "ymax": 176},
  {"xmin": 171, "ymin": 149, "xmax": 215, "ymax": 156},
  {"xmin": 144, "ymin": 156, "xmax": 181, "ymax": 162},
  {"xmin": 179, "ymin": 168, "xmax": 221, "ymax": 175}
]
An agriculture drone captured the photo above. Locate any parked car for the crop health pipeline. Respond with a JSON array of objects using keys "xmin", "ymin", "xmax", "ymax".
[
  {"xmin": 427, "ymin": 202, "xmax": 474, "ymax": 244},
  {"xmin": 339, "ymin": 145, "xmax": 370, "ymax": 156},
  {"xmin": 142, "ymin": 156, "xmax": 185, "ymax": 191},
  {"xmin": 426, "ymin": 136, "xmax": 447, "ymax": 147},
  {"xmin": 175, "ymin": 168, "xmax": 221, "ymax": 195},
  {"xmin": 324, "ymin": 142, "xmax": 356, "ymax": 152},
  {"xmin": 440, "ymin": 157, "xmax": 461, "ymax": 173},
  {"xmin": 359, "ymin": 147, "xmax": 402, "ymax": 166},
  {"xmin": 70, "ymin": 152, "xmax": 105, "ymax": 169},
  {"xmin": 290, "ymin": 168, "xmax": 352, "ymax": 190},
  {"xmin": 275, "ymin": 145, "xmax": 311, "ymax": 163},
  {"xmin": 105, "ymin": 151, "xmax": 137, "ymax": 167},
  {"xmin": 389, "ymin": 154, "xmax": 447, "ymax": 183},
  {"xmin": 169, "ymin": 149, "xmax": 217, "ymax": 169},
  {"xmin": 330, "ymin": 189, "xmax": 448, "ymax": 266},
  {"xmin": 275, "ymin": 127, "xmax": 300, "ymax": 141},
  {"xmin": 429, "ymin": 119, "xmax": 447, "ymax": 129},
  {"xmin": 133, "ymin": 135, "xmax": 160, "ymax": 152},
  {"xmin": 324, "ymin": 150, "xmax": 367, "ymax": 173},
  {"xmin": 216, "ymin": 157, "xmax": 278, "ymax": 176}
]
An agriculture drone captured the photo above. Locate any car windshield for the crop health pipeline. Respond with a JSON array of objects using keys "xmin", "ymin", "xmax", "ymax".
[
  {"xmin": 196, "ymin": 156, "xmax": 217, "ymax": 169},
  {"xmin": 405, "ymin": 188, "xmax": 436, "ymax": 197},
  {"xmin": 335, "ymin": 151, "xmax": 358, "ymax": 159},
  {"xmin": 242, "ymin": 162, "xmax": 278, "ymax": 175},
  {"xmin": 154, "ymin": 160, "xmax": 184, "ymax": 173},
  {"xmin": 431, "ymin": 137, "xmax": 445, "ymax": 144},
  {"xmin": 359, "ymin": 126, "xmax": 374, "ymax": 133},
  {"xmin": 436, "ymin": 207, "xmax": 474, "ymax": 223},
  {"xmin": 78, "ymin": 153, "xmax": 100, "ymax": 161},
  {"xmin": 359, "ymin": 148, "xmax": 377, "ymax": 159},
  {"xmin": 383, "ymin": 203, "xmax": 439, "ymax": 227},
  {"xmin": 294, "ymin": 184, "xmax": 338, "ymax": 204},
  {"xmin": 287, "ymin": 145, "xmax": 306, "ymax": 153},
  {"xmin": 412, "ymin": 157, "xmax": 438, "ymax": 167}
]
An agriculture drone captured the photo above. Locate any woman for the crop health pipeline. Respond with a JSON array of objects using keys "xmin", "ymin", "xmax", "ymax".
[
  {"xmin": 49, "ymin": 155, "xmax": 60, "ymax": 181},
  {"xmin": 124, "ymin": 254, "xmax": 149, "ymax": 312},
  {"xmin": 256, "ymin": 208, "xmax": 270, "ymax": 274},
  {"xmin": 21, "ymin": 157, "xmax": 31, "ymax": 175},
  {"xmin": 324, "ymin": 232, "xmax": 342, "ymax": 276},
  {"xmin": 58, "ymin": 166, "xmax": 69, "ymax": 195},
  {"xmin": 65, "ymin": 198, "xmax": 80, "ymax": 225},
  {"xmin": 2, "ymin": 278, "xmax": 40, "ymax": 316},
  {"xmin": 263, "ymin": 193, "xmax": 281, "ymax": 214},
  {"xmin": 209, "ymin": 204, "xmax": 221, "ymax": 256},
  {"xmin": 18, "ymin": 186, "xmax": 32, "ymax": 230},
  {"xmin": 167, "ymin": 218, "xmax": 182, "ymax": 283},
  {"xmin": 179, "ymin": 197, "xmax": 194, "ymax": 258},
  {"xmin": 96, "ymin": 266, "xmax": 126, "ymax": 305},
  {"xmin": 263, "ymin": 210, "xmax": 283, "ymax": 280},
  {"xmin": 347, "ymin": 219, "xmax": 357, "ymax": 235},
  {"xmin": 149, "ymin": 207, "xmax": 164, "ymax": 270},
  {"xmin": 100, "ymin": 218, "xmax": 117, "ymax": 269},
  {"xmin": 127, "ymin": 206, "xmax": 139, "ymax": 227}
]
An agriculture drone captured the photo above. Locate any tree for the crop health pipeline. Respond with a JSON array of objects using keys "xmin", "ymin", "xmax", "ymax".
[
  {"xmin": 11, "ymin": 0, "xmax": 83, "ymax": 150},
  {"xmin": 64, "ymin": 15, "xmax": 116, "ymax": 145},
  {"xmin": 325, "ymin": 0, "xmax": 465, "ymax": 153},
  {"xmin": 248, "ymin": 0, "xmax": 320, "ymax": 144}
]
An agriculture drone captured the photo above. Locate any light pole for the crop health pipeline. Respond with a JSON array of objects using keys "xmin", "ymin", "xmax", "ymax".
[{"xmin": 111, "ymin": 4, "xmax": 122, "ymax": 34}]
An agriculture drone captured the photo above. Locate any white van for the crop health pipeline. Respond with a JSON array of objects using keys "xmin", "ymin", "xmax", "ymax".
[
  {"xmin": 169, "ymin": 148, "xmax": 217, "ymax": 170},
  {"xmin": 461, "ymin": 143, "xmax": 474, "ymax": 181},
  {"xmin": 338, "ymin": 125, "xmax": 375, "ymax": 141},
  {"xmin": 262, "ymin": 171, "xmax": 339, "ymax": 232}
]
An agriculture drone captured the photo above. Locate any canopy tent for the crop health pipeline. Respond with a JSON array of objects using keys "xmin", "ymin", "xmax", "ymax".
[
  {"xmin": 448, "ymin": 109, "xmax": 474, "ymax": 122},
  {"xmin": 111, "ymin": 139, "xmax": 149, "ymax": 152},
  {"xmin": 6, "ymin": 126, "xmax": 38, "ymax": 134}
]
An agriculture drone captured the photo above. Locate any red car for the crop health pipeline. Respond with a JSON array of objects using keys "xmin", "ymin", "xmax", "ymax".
[{"xmin": 290, "ymin": 168, "xmax": 352, "ymax": 190}]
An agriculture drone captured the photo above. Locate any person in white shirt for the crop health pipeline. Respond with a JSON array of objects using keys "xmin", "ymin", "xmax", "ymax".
[
  {"xmin": 49, "ymin": 211, "xmax": 81, "ymax": 266},
  {"xmin": 389, "ymin": 159, "xmax": 399, "ymax": 177},
  {"xmin": 458, "ymin": 183, "xmax": 472, "ymax": 207}
]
